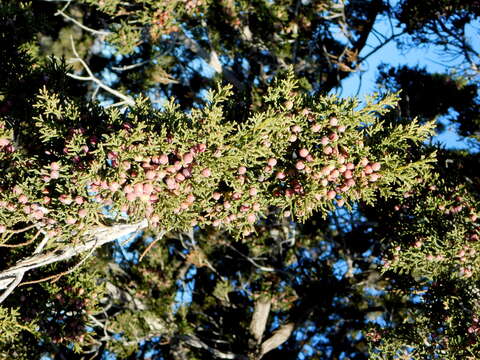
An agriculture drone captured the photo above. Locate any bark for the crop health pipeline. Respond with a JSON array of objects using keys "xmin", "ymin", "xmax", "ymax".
[
  {"xmin": 0, "ymin": 220, "xmax": 148, "ymax": 300},
  {"xmin": 250, "ymin": 297, "xmax": 271, "ymax": 343},
  {"xmin": 259, "ymin": 323, "xmax": 295, "ymax": 358}
]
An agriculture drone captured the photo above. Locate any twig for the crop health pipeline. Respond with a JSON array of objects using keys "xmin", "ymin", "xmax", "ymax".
[
  {"xmin": 0, "ymin": 229, "xmax": 42, "ymax": 248},
  {"xmin": 192, "ymin": 242, "xmax": 223, "ymax": 279},
  {"xmin": 119, "ymin": 226, "xmax": 145, "ymax": 246},
  {"xmin": 88, "ymin": 314, "xmax": 114, "ymax": 339},
  {"xmin": 181, "ymin": 334, "xmax": 246, "ymax": 360},
  {"xmin": 0, "ymin": 223, "xmax": 40, "ymax": 245},
  {"xmin": 0, "ymin": 232, "xmax": 50, "ymax": 304},
  {"xmin": 56, "ymin": 9, "xmax": 110, "ymax": 37},
  {"xmin": 91, "ymin": 85, "xmax": 100, "ymax": 101},
  {"xmin": 59, "ymin": 0, "xmax": 72, "ymax": 12},
  {"xmin": 35, "ymin": 233, "xmax": 51, "ymax": 254},
  {"xmin": 19, "ymin": 237, "xmax": 98, "ymax": 286},
  {"xmin": 0, "ymin": 274, "xmax": 23, "ymax": 304},
  {"xmin": 112, "ymin": 60, "xmax": 151, "ymax": 72},
  {"xmin": 104, "ymin": 100, "xmax": 129, "ymax": 108},
  {"xmin": 357, "ymin": 31, "xmax": 406, "ymax": 63},
  {"xmin": 67, "ymin": 36, "xmax": 135, "ymax": 106},
  {"xmin": 5, "ymin": 223, "xmax": 38, "ymax": 234},
  {"xmin": 139, "ymin": 230, "xmax": 166, "ymax": 262},
  {"xmin": 226, "ymin": 244, "xmax": 276, "ymax": 272}
]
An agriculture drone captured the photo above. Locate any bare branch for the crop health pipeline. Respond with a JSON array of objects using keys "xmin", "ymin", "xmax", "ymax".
[
  {"xmin": 0, "ymin": 220, "xmax": 148, "ymax": 295},
  {"xmin": 226, "ymin": 244, "xmax": 276, "ymax": 272},
  {"xmin": 67, "ymin": 37, "xmax": 135, "ymax": 106},
  {"xmin": 56, "ymin": 9, "xmax": 110, "ymax": 37},
  {"xmin": 181, "ymin": 334, "xmax": 247, "ymax": 360},
  {"xmin": 0, "ymin": 231, "xmax": 51, "ymax": 304},
  {"xmin": 0, "ymin": 273, "xmax": 24, "ymax": 304},
  {"xmin": 260, "ymin": 323, "xmax": 295, "ymax": 358},
  {"xmin": 250, "ymin": 297, "xmax": 271, "ymax": 343},
  {"xmin": 19, "ymin": 236, "xmax": 99, "ymax": 286},
  {"xmin": 139, "ymin": 230, "xmax": 167, "ymax": 262}
]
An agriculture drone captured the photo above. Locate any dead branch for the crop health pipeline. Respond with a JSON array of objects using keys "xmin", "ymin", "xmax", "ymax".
[
  {"xmin": 0, "ymin": 220, "xmax": 148, "ymax": 302},
  {"xmin": 67, "ymin": 37, "xmax": 135, "ymax": 106},
  {"xmin": 250, "ymin": 297, "xmax": 271, "ymax": 343},
  {"xmin": 56, "ymin": 9, "xmax": 110, "ymax": 37},
  {"xmin": 259, "ymin": 322, "xmax": 295, "ymax": 358}
]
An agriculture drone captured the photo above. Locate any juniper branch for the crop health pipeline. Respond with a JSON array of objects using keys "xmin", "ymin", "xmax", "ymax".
[{"xmin": 0, "ymin": 220, "xmax": 148, "ymax": 301}]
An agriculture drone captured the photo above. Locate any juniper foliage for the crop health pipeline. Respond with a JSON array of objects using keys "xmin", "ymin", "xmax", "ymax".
[{"xmin": 0, "ymin": 1, "xmax": 479, "ymax": 359}]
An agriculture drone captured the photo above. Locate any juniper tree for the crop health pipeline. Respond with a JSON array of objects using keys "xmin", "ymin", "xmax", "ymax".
[{"xmin": 0, "ymin": 1, "xmax": 479, "ymax": 359}]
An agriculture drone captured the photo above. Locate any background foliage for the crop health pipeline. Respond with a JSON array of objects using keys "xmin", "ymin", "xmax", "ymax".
[{"xmin": 0, "ymin": 0, "xmax": 479, "ymax": 359}]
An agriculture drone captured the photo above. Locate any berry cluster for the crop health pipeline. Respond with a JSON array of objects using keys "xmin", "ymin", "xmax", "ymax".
[{"xmin": 0, "ymin": 80, "xmax": 431, "ymax": 244}]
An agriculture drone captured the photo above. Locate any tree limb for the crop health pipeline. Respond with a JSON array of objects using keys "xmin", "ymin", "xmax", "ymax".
[
  {"xmin": 0, "ymin": 220, "xmax": 148, "ymax": 297},
  {"xmin": 259, "ymin": 322, "xmax": 295, "ymax": 358},
  {"xmin": 0, "ymin": 230, "xmax": 51, "ymax": 303},
  {"xmin": 250, "ymin": 297, "xmax": 271, "ymax": 343}
]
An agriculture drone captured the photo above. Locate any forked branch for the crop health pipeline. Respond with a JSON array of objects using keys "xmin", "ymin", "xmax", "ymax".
[
  {"xmin": 0, "ymin": 220, "xmax": 148, "ymax": 303},
  {"xmin": 67, "ymin": 37, "xmax": 135, "ymax": 106}
]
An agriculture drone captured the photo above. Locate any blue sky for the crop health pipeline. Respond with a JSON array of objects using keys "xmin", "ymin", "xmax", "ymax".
[{"xmin": 336, "ymin": 14, "xmax": 480, "ymax": 151}]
